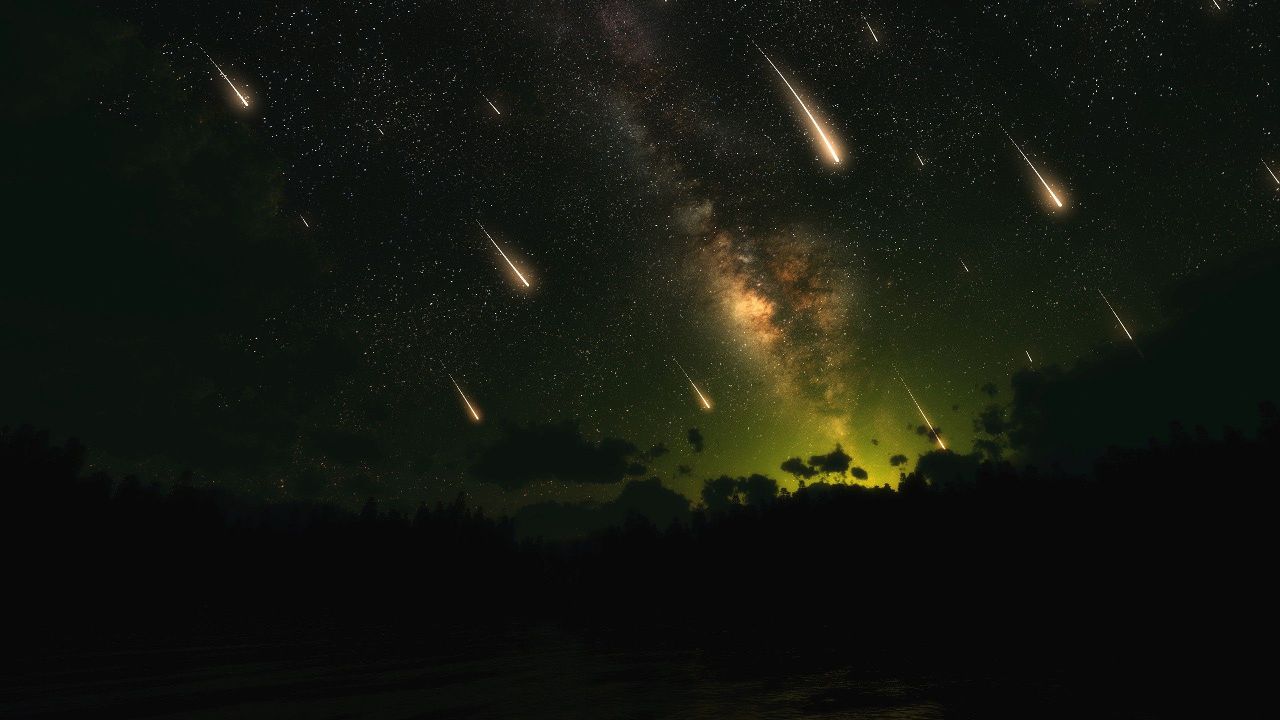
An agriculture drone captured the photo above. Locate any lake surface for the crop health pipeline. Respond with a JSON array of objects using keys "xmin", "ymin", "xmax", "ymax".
[{"xmin": 2, "ymin": 626, "xmax": 1138, "ymax": 718}]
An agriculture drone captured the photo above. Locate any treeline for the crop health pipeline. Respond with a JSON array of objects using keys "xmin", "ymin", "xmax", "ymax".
[{"xmin": 4, "ymin": 408, "xmax": 1275, "ymax": 675}]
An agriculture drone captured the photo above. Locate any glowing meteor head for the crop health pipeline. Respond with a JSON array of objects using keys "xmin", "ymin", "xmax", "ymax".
[{"xmin": 449, "ymin": 374, "xmax": 482, "ymax": 423}]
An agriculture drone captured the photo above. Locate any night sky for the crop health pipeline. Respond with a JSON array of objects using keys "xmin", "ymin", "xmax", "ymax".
[{"xmin": 6, "ymin": 1, "xmax": 1277, "ymax": 512}]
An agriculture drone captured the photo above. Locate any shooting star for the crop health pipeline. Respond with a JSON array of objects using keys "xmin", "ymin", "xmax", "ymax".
[
  {"xmin": 1003, "ymin": 127, "xmax": 1064, "ymax": 209},
  {"xmin": 483, "ymin": 95, "xmax": 502, "ymax": 115},
  {"xmin": 960, "ymin": 259, "xmax": 971, "ymax": 273},
  {"xmin": 1264, "ymin": 159, "xmax": 1280, "ymax": 187},
  {"xmin": 375, "ymin": 124, "xmax": 385, "ymax": 137},
  {"xmin": 476, "ymin": 221, "xmax": 531, "ymax": 288},
  {"xmin": 674, "ymin": 359, "xmax": 712, "ymax": 410},
  {"xmin": 1211, "ymin": 0, "xmax": 1222, "ymax": 10},
  {"xmin": 901, "ymin": 378, "xmax": 946, "ymax": 450},
  {"xmin": 916, "ymin": 152, "xmax": 925, "ymax": 167},
  {"xmin": 1025, "ymin": 350, "xmax": 1034, "ymax": 366},
  {"xmin": 1098, "ymin": 289, "xmax": 1144, "ymax": 358},
  {"xmin": 448, "ymin": 374, "xmax": 482, "ymax": 422},
  {"xmin": 866, "ymin": 21, "xmax": 880, "ymax": 43},
  {"xmin": 203, "ymin": 51, "xmax": 250, "ymax": 108},
  {"xmin": 753, "ymin": 42, "xmax": 842, "ymax": 164},
  {"xmin": 299, "ymin": 214, "xmax": 310, "ymax": 228}
]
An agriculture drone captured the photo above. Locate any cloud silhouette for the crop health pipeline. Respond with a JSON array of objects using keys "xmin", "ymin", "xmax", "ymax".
[
  {"xmin": 780, "ymin": 457, "xmax": 818, "ymax": 479},
  {"xmin": 807, "ymin": 444, "xmax": 852, "ymax": 475},
  {"xmin": 889, "ymin": 454, "xmax": 909, "ymax": 467},
  {"xmin": 849, "ymin": 466, "xmax": 869, "ymax": 480},
  {"xmin": 472, "ymin": 421, "xmax": 643, "ymax": 490},
  {"xmin": 687, "ymin": 427, "xmax": 704, "ymax": 453},
  {"xmin": 646, "ymin": 443, "xmax": 669, "ymax": 459}
]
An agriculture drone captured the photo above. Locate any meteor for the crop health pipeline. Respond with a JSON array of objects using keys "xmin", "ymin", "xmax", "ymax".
[
  {"xmin": 1025, "ymin": 350, "xmax": 1034, "ymax": 366},
  {"xmin": 866, "ymin": 21, "xmax": 880, "ymax": 43},
  {"xmin": 674, "ymin": 359, "xmax": 712, "ymax": 410},
  {"xmin": 753, "ymin": 43, "xmax": 842, "ymax": 164},
  {"xmin": 299, "ymin": 214, "xmax": 310, "ymax": 228},
  {"xmin": 960, "ymin": 259, "xmax": 971, "ymax": 273},
  {"xmin": 448, "ymin": 374, "xmax": 482, "ymax": 422},
  {"xmin": 916, "ymin": 153, "xmax": 925, "ymax": 167},
  {"xmin": 1003, "ymin": 127, "xmax": 1064, "ymax": 209},
  {"xmin": 1264, "ymin": 159, "xmax": 1280, "ymax": 187},
  {"xmin": 900, "ymin": 378, "xmax": 946, "ymax": 450},
  {"xmin": 483, "ymin": 95, "xmax": 502, "ymax": 115},
  {"xmin": 476, "ymin": 221, "xmax": 531, "ymax": 288},
  {"xmin": 1098, "ymin": 289, "xmax": 1144, "ymax": 358},
  {"xmin": 203, "ymin": 51, "xmax": 250, "ymax": 108},
  {"xmin": 376, "ymin": 125, "xmax": 386, "ymax": 137}
]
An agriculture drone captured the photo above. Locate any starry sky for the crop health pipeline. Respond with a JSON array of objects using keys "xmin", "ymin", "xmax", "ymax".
[{"xmin": 6, "ymin": 1, "xmax": 1277, "ymax": 511}]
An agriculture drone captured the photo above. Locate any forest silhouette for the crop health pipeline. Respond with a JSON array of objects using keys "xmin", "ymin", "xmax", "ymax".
[{"xmin": 7, "ymin": 399, "xmax": 1274, "ymax": 695}]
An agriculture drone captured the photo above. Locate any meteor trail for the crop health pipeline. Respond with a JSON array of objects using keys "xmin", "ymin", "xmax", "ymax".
[
  {"xmin": 1003, "ymin": 128, "xmax": 1064, "ymax": 208},
  {"xmin": 866, "ymin": 21, "xmax": 879, "ymax": 43},
  {"xmin": 674, "ymin": 359, "xmax": 712, "ymax": 410},
  {"xmin": 376, "ymin": 125, "xmax": 385, "ymax": 136},
  {"xmin": 1264, "ymin": 159, "xmax": 1280, "ymax": 187},
  {"xmin": 483, "ymin": 95, "xmax": 502, "ymax": 115},
  {"xmin": 1098, "ymin": 289, "xmax": 1144, "ymax": 358},
  {"xmin": 476, "ymin": 221, "xmax": 531, "ymax": 288},
  {"xmin": 753, "ymin": 43, "xmax": 841, "ymax": 164},
  {"xmin": 203, "ymin": 51, "xmax": 249, "ymax": 108},
  {"xmin": 901, "ymin": 378, "xmax": 946, "ymax": 450},
  {"xmin": 1026, "ymin": 350, "xmax": 1034, "ymax": 365},
  {"xmin": 299, "ymin": 214, "xmax": 309, "ymax": 228},
  {"xmin": 960, "ymin": 259, "xmax": 970, "ymax": 273},
  {"xmin": 916, "ymin": 153, "xmax": 925, "ymax": 167},
  {"xmin": 448, "ymin": 374, "xmax": 481, "ymax": 422}
]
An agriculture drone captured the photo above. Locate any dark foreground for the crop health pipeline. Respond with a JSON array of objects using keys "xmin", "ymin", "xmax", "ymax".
[
  {"xmin": 5, "ymin": 624, "xmax": 1174, "ymax": 719},
  {"xmin": 4, "ymin": 413, "xmax": 1274, "ymax": 718}
]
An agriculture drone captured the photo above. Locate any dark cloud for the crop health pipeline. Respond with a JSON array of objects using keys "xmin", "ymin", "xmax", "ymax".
[
  {"xmin": 889, "ymin": 454, "xmax": 909, "ymax": 467},
  {"xmin": 981, "ymin": 382, "xmax": 1000, "ymax": 398},
  {"xmin": 646, "ymin": 443, "xmax": 669, "ymax": 460},
  {"xmin": 780, "ymin": 457, "xmax": 818, "ymax": 479},
  {"xmin": 701, "ymin": 474, "xmax": 779, "ymax": 512},
  {"xmin": 1000, "ymin": 247, "xmax": 1280, "ymax": 471},
  {"xmin": 472, "ymin": 421, "xmax": 643, "ymax": 490},
  {"xmin": 807, "ymin": 445, "xmax": 851, "ymax": 475},
  {"xmin": 514, "ymin": 477, "xmax": 692, "ymax": 542},
  {"xmin": 974, "ymin": 405, "xmax": 1008, "ymax": 436},
  {"xmin": 849, "ymin": 467, "xmax": 869, "ymax": 480},
  {"xmin": 687, "ymin": 427, "xmax": 704, "ymax": 453},
  {"xmin": 676, "ymin": 464, "xmax": 692, "ymax": 476}
]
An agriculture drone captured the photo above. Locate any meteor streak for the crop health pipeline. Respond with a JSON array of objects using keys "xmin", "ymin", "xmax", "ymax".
[
  {"xmin": 1098, "ymin": 289, "xmax": 1144, "ymax": 358},
  {"xmin": 1003, "ymin": 128, "xmax": 1064, "ymax": 208},
  {"xmin": 960, "ymin": 259, "xmax": 970, "ymax": 273},
  {"xmin": 901, "ymin": 378, "xmax": 946, "ymax": 450},
  {"xmin": 299, "ymin": 214, "xmax": 309, "ymax": 228},
  {"xmin": 1264, "ymin": 159, "xmax": 1280, "ymax": 187},
  {"xmin": 1026, "ymin": 350, "xmax": 1034, "ymax": 365},
  {"xmin": 476, "ymin": 221, "xmax": 531, "ymax": 288},
  {"xmin": 916, "ymin": 153, "xmax": 925, "ymax": 167},
  {"xmin": 866, "ymin": 21, "xmax": 879, "ymax": 43},
  {"xmin": 204, "ymin": 51, "xmax": 250, "ymax": 108},
  {"xmin": 753, "ymin": 43, "xmax": 841, "ymax": 164},
  {"xmin": 448, "ymin": 374, "xmax": 481, "ymax": 422},
  {"xmin": 674, "ymin": 359, "xmax": 712, "ymax": 410},
  {"xmin": 483, "ymin": 95, "xmax": 502, "ymax": 115}
]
